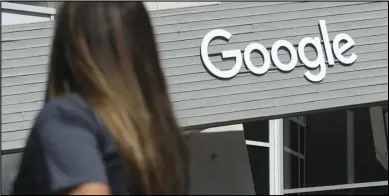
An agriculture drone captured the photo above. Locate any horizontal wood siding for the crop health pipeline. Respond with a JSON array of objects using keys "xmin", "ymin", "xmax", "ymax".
[{"xmin": 2, "ymin": 2, "xmax": 388, "ymax": 150}]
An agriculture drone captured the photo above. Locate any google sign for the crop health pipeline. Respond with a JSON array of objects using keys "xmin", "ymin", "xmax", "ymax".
[{"xmin": 200, "ymin": 20, "xmax": 358, "ymax": 82}]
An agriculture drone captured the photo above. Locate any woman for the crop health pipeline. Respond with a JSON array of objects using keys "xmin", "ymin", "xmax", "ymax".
[{"xmin": 12, "ymin": 2, "xmax": 189, "ymax": 195}]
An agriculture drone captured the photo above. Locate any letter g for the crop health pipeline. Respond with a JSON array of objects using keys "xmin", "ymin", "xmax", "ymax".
[{"xmin": 201, "ymin": 29, "xmax": 243, "ymax": 79}]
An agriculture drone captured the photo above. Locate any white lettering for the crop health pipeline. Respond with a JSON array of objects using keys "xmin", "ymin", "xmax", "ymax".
[
  {"xmin": 271, "ymin": 40, "xmax": 298, "ymax": 72},
  {"xmin": 200, "ymin": 20, "xmax": 357, "ymax": 82},
  {"xmin": 200, "ymin": 29, "xmax": 242, "ymax": 79},
  {"xmin": 298, "ymin": 37, "xmax": 326, "ymax": 82},
  {"xmin": 333, "ymin": 33, "xmax": 358, "ymax": 65},
  {"xmin": 319, "ymin": 20, "xmax": 335, "ymax": 66},
  {"xmin": 243, "ymin": 43, "xmax": 271, "ymax": 75}
]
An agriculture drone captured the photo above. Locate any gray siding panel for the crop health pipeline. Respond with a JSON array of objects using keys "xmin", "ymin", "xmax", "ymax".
[
  {"xmin": 153, "ymin": 2, "xmax": 371, "ymax": 34},
  {"xmin": 2, "ymin": 3, "xmax": 383, "ymax": 51},
  {"xmin": 2, "ymin": 83, "xmax": 45, "ymax": 96},
  {"xmin": 2, "ymin": 56, "xmax": 49, "ymax": 69},
  {"xmin": 2, "ymin": 73, "xmax": 47, "ymax": 87},
  {"xmin": 2, "ymin": 111, "xmax": 36, "ymax": 124},
  {"xmin": 2, "ymin": 120, "xmax": 33, "ymax": 133},
  {"xmin": 1, "ymin": 2, "xmax": 280, "ymax": 33},
  {"xmin": 180, "ymin": 92, "xmax": 388, "ymax": 127},
  {"xmin": 173, "ymin": 68, "xmax": 388, "ymax": 111},
  {"xmin": 2, "ymin": 2, "xmax": 388, "ymax": 150},
  {"xmin": 169, "ymin": 49, "xmax": 388, "ymax": 92},
  {"xmin": 149, "ymin": 2, "xmax": 288, "ymax": 18},
  {"xmin": 2, "ymin": 130, "xmax": 29, "ymax": 142},
  {"xmin": 2, "ymin": 64, "xmax": 47, "ymax": 77}
]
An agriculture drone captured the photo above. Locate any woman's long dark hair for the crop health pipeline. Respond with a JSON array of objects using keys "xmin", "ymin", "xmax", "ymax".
[{"xmin": 45, "ymin": 2, "xmax": 189, "ymax": 195}]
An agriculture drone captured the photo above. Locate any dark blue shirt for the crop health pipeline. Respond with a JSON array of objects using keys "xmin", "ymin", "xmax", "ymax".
[{"xmin": 12, "ymin": 94, "xmax": 130, "ymax": 195}]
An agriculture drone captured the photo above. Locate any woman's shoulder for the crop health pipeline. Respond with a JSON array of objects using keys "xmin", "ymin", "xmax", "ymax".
[
  {"xmin": 28, "ymin": 94, "xmax": 106, "ymax": 157},
  {"xmin": 18, "ymin": 94, "xmax": 114, "ymax": 195},
  {"xmin": 39, "ymin": 94, "xmax": 89, "ymax": 116},
  {"xmin": 31, "ymin": 94, "xmax": 103, "ymax": 142},
  {"xmin": 36, "ymin": 94, "xmax": 96, "ymax": 126}
]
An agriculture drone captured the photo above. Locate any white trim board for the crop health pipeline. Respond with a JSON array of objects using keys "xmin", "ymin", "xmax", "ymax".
[
  {"xmin": 145, "ymin": 2, "xmax": 220, "ymax": 11},
  {"xmin": 269, "ymin": 119, "xmax": 284, "ymax": 195},
  {"xmin": 284, "ymin": 181, "xmax": 388, "ymax": 194},
  {"xmin": 246, "ymin": 140, "xmax": 270, "ymax": 148},
  {"xmin": 1, "ymin": 2, "xmax": 56, "ymax": 15}
]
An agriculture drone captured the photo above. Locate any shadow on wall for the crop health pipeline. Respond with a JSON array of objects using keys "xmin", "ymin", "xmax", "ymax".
[
  {"xmin": 186, "ymin": 125, "xmax": 255, "ymax": 195},
  {"xmin": 2, "ymin": 125, "xmax": 255, "ymax": 195},
  {"xmin": 1, "ymin": 152, "xmax": 22, "ymax": 195}
]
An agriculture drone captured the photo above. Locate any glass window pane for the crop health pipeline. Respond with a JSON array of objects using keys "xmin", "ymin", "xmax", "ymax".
[
  {"xmin": 299, "ymin": 127, "xmax": 306, "ymax": 155},
  {"xmin": 246, "ymin": 146, "xmax": 269, "ymax": 195},
  {"xmin": 303, "ymin": 110, "xmax": 348, "ymax": 188},
  {"xmin": 354, "ymin": 107, "xmax": 388, "ymax": 183},
  {"xmin": 284, "ymin": 105, "xmax": 388, "ymax": 191},
  {"xmin": 284, "ymin": 152, "xmax": 300, "ymax": 189},
  {"xmin": 284, "ymin": 120, "xmax": 299, "ymax": 153},
  {"xmin": 299, "ymin": 159, "xmax": 305, "ymax": 188},
  {"xmin": 243, "ymin": 120, "xmax": 269, "ymax": 143}
]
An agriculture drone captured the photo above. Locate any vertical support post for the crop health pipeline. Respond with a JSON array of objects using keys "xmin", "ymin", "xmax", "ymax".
[
  {"xmin": 347, "ymin": 110, "xmax": 355, "ymax": 183},
  {"xmin": 269, "ymin": 119, "xmax": 284, "ymax": 195},
  {"xmin": 347, "ymin": 110, "xmax": 355, "ymax": 195}
]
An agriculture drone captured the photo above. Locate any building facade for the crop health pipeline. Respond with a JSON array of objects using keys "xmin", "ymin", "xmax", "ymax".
[{"xmin": 2, "ymin": 1, "xmax": 388, "ymax": 195}]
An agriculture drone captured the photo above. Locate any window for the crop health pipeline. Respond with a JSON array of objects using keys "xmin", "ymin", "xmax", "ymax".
[
  {"xmin": 245, "ymin": 105, "xmax": 388, "ymax": 195},
  {"xmin": 369, "ymin": 105, "xmax": 388, "ymax": 171},
  {"xmin": 244, "ymin": 120, "xmax": 270, "ymax": 194},
  {"xmin": 284, "ymin": 117, "xmax": 306, "ymax": 190},
  {"xmin": 284, "ymin": 106, "xmax": 388, "ymax": 195}
]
